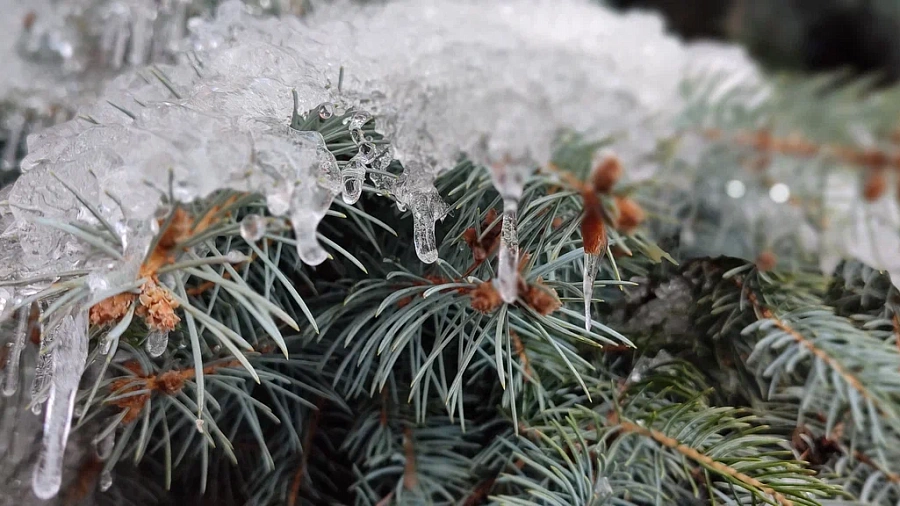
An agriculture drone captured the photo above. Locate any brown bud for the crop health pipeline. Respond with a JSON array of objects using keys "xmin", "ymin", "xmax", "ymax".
[
  {"xmin": 581, "ymin": 193, "xmax": 608, "ymax": 255},
  {"xmin": 523, "ymin": 280, "xmax": 561, "ymax": 316},
  {"xmin": 863, "ymin": 167, "xmax": 887, "ymax": 201},
  {"xmin": 614, "ymin": 196, "xmax": 645, "ymax": 234},
  {"xmin": 756, "ymin": 250, "xmax": 777, "ymax": 272},
  {"xmin": 470, "ymin": 280, "xmax": 503, "ymax": 314},
  {"xmin": 591, "ymin": 155, "xmax": 622, "ymax": 194}
]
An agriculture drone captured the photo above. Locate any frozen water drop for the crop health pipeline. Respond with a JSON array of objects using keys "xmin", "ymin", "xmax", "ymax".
[
  {"xmin": 32, "ymin": 312, "xmax": 89, "ymax": 500},
  {"xmin": 341, "ymin": 158, "xmax": 366, "ymax": 205},
  {"xmin": 594, "ymin": 476, "xmax": 613, "ymax": 497},
  {"xmin": 266, "ymin": 189, "xmax": 292, "ymax": 216},
  {"xmin": 95, "ymin": 431, "xmax": 115, "ymax": 461},
  {"xmin": 2, "ymin": 305, "xmax": 29, "ymax": 397},
  {"xmin": 145, "ymin": 330, "xmax": 168, "ymax": 357},
  {"xmin": 497, "ymin": 202, "xmax": 519, "ymax": 303},
  {"xmin": 226, "ymin": 251, "xmax": 250, "ymax": 263},
  {"xmin": 240, "ymin": 214, "xmax": 267, "ymax": 242},
  {"xmin": 196, "ymin": 418, "xmax": 205, "ymax": 433},
  {"xmin": 358, "ymin": 142, "xmax": 378, "ymax": 164},
  {"xmin": 99, "ymin": 470, "xmax": 113, "ymax": 492},
  {"xmin": 318, "ymin": 102, "xmax": 334, "ymax": 120},
  {"xmin": 348, "ymin": 111, "xmax": 372, "ymax": 131}
]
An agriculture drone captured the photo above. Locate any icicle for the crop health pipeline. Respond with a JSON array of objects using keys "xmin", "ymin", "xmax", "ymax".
[
  {"xmin": 497, "ymin": 201, "xmax": 519, "ymax": 303},
  {"xmin": 341, "ymin": 157, "xmax": 366, "ymax": 204},
  {"xmin": 2, "ymin": 114, "xmax": 25, "ymax": 171},
  {"xmin": 240, "ymin": 214, "xmax": 267, "ymax": 242},
  {"xmin": 145, "ymin": 329, "xmax": 168, "ymax": 357},
  {"xmin": 95, "ymin": 430, "xmax": 115, "ymax": 461},
  {"xmin": 32, "ymin": 312, "xmax": 89, "ymax": 500},
  {"xmin": 2, "ymin": 304, "xmax": 29, "ymax": 396},
  {"xmin": 583, "ymin": 252, "xmax": 603, "ymax": 331},
  {"xmin": 99, "ymin": 470, "xmax": 113, "ymax": 492},
  {"xmin": 30, "ymin": 305, "xmax": 50, "ymax": 414},
  {"xmin": 582, "ymin": 196, "xmax": 608, "ymax": 331},
  {"xmin": 489, "ymin": 164, "xmax": 526, "ymax": 303}
]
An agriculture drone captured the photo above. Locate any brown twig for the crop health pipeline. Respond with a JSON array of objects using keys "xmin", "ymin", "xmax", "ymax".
[{"xmin": 619, "ymin": 420, "xmax": 794, "ymax": 506}]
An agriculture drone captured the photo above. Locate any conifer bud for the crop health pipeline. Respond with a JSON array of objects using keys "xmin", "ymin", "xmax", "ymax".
[
  {"xmin": 756, "ymin": 250, "xmax": 777, "ymax": 271},
  {"xmin": 614, "ymin": 196, "xmax": 645, "ymax": 233},
  {"xmin": 863, "ymin": 167, "xmax": 887, "ymax": 201},
  {"xmin": 591, "ymin": 154, "xmax": 622, "ymax": 194},
  {"xmin": 581, "ymin": 192, "xmax": 608, "ymax": 255}
]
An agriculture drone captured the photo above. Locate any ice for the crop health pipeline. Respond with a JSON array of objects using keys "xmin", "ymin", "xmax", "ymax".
[
  {"xmin": 95, "ymin": 430, "xmax": 115, "ymax": 460},
  {"xmin": 1, "ymin": 304, "xmax": 29, "ymax": 396},
  {"xmin": 240, "ymin": 214, "xmax": 268, "ymax": 242},
  {"xmin": 341, "ymin": 157, "xmax": 366, "ymax": 205},
  {"xmin": 2, "ymin": 0, "xmax": 767, "ymax": 288},
  {"xmin": 30, "ymin": 305, "xmax": 50, "ymax": 415},
  {"xmin": 489, "ymin": 164, "xmax": 527, "ymax": 303},
  {"xmin": 100, "ymin": 469, "xmax": 114, "ymax": 491},
  {"xmin": 145, "ymin": 329, "xmax": 169, "ymax": 357},
  {"xmin": 32, "ymin": 311, "xmax": 89, "ymax": 500},
  {"xmin": 583, "ymin": 252, "xmax": 603, "ymax": 332}
]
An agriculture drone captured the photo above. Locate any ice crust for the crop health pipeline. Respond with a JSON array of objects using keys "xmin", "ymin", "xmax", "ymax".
[{"xmin": 2, "ymin": 0, "xmax": 762, "ymax": 284}]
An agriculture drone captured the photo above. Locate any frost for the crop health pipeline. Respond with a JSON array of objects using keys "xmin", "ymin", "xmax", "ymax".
[{"xmin": 32, "ymin": 311, "xmax": 89, "ymax": 500}]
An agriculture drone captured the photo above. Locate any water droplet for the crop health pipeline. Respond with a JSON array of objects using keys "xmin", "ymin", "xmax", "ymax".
[
  {"xmin": 195, "ymin": 418, "xmax": 205, "ymax": 433},
  {"xmin": 226, "ymin": 250, "xmax": 250, "ymax": 263},
  {"xmin": 99, "ymin": 470, "xmax": 113, "ymax": 492},
  {"xmin": 341, "ymin": 158, "xmax": 366, "ymax": 204},
  {"xmin": 348, "ymin": 111, "xmax": 372, "ymax": 131},
  {"xmin": 94, "ymin": 431, "xmax": 114, "ymax": 461},
  {"xmin": 358, "ymin": 142, "xmax": 377, "ymax": 163},
  {"xmin": 594, "ymin": 476, "xmax": 613, "ymax": 497},
  {"xmin": 318, "ymin": 102, "xmax": 334, "ymax": 120},
  {"xmin": 145, "ymin": 330, "xmax": 168, "ymax": 357},
  {"xmin": 240, "ymin": 214, "xmax": 267, "ymax": 242}
]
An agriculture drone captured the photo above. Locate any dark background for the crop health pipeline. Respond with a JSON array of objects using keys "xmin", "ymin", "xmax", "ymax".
[{"xmin": 610, "ymin": 0, "xmax": 900, "ymax": 84}]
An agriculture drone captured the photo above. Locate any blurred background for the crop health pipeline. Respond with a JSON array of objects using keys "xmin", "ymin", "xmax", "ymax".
[{"xmin": 610, "ymin": 0, "xmax": 900, "ymax": 84}]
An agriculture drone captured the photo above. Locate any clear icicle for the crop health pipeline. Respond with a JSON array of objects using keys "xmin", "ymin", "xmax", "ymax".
[
  {"xmin": 99, "ymin": 470, "xmax": 113, "ymax": 492},
  {"xmin": 30, "ymin": 305, "xmax": 50, "ymax": 414},
  {"xmin": 95, "ymin": 430, "xmax": 115, "ymax": 461},
  {"xmin": 489, "ymin": 164, "xmax": 527, "ymax": 303},
  {"xmin": 2, "ymin": 114, "xmax": 25, "ymax": 171},
  {"xmin": 2, "ymin": 304, "xmax": 29, "ymax": 397},
  {"xmin": 583, "ymin": 252, "xmax": 603, "ymax": 331},
  {"xmin": 240, "ymin": 214, "xmax": 267, "ymax": 242},
  {"xmin": 341, "ymin": 157, "xmax": 366, "ymax": 204},
  {"xmin": 32, "ymin": 312, "xmax": 89, "ymax": 500},
  {"xmin": 497, "ymin": 201, "xmax": 519, "ymax": 303},
  {"xmin": 145, "ymin": 330, "xmax": 169, "ymax": 357}
]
